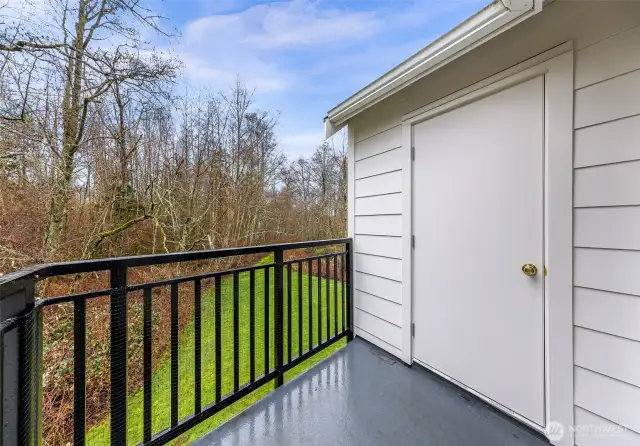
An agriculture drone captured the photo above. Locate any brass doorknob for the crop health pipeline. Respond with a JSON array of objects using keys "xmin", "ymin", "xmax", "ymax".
[{"xmin": 522, "ymin": 264, "xmax": 538, "ymax": 277}]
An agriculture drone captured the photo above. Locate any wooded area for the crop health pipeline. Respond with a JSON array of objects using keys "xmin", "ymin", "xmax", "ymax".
[
  {"xmin": 1, "ymin": 1, "xmax": 346, "ymax": 443},
  {"xmin": 0, "ymin": 0, "xmax": 347, "ymax": 272}
]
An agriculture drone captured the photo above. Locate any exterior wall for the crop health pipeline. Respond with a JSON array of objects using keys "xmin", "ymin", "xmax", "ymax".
[
  {"xmin": 572, "ymin": 23, "xmax": 640, "ymax": 445},
  {"xmin": 346, "ymin": 1, "xmax": 640, "ymax": 443},
  {"xmin": 351, "ymin": 126, "xmax": 404, "ymax": 358}
]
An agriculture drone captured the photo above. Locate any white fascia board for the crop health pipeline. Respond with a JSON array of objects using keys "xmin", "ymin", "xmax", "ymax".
[{"xmin": 324, "ymin": 0, "xmax": 537, "ymax": 138}]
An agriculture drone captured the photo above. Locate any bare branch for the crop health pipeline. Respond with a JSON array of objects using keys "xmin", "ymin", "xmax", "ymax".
[{"xmin": 0, "ymin": 41, "xmax": 66, "ymax": 52}]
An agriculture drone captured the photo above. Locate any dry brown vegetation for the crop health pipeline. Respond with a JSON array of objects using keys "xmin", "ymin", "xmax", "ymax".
[{"xmin": 1, "ymin": 1, "xmax": 347, "ymax": 443}]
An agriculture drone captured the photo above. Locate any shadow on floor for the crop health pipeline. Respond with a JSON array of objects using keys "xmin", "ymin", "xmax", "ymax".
[{"xmin": 193, "ymin": 338, "xmax": 550, "ymax": 446}]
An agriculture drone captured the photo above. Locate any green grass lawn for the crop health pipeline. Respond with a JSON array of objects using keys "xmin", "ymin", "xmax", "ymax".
[{"xmin": 87, "ymin": 255, "xmax": 347, "ymax": 445}]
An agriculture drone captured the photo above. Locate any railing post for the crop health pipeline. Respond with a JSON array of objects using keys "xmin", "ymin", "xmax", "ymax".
[
  {"xmin": 273, "ymin": 248, "xmax": 284, "ymax": 388},
  {"xmin": 345, "ymin": 240, "xmax": 354, "ymax": 342},
  {"xmin": 0, "ymin": 274, "xmax": 38, "ymax": 446},
  {"xmin": 110, "ymin": 263, "xmax": 128, "ymax": 445}
]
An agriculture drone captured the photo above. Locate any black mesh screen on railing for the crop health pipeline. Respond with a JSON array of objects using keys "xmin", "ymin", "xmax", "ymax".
[
  {"xmin": 0, "ymin": 304, "xmax": 41, "ymax": 445},
  {"xmin": 0, "ymin": 239, "xmax": 353, "ymax": 446}
]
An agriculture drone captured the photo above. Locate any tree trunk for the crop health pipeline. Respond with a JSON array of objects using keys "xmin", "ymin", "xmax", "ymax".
[
  {"xmin": 44, "ymin": 149, "xmax": 75, "ymax": 258},
  {"xmin": 43, "ymin": 2, "xmax": 86, "ymax": 259}
]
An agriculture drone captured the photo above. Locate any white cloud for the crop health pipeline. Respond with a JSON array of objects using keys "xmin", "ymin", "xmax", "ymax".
[
  {"xmin": 243, "ymin": 1, "xmax": 381, "ymax": 49},
  {"xmin": 178, "ymin": 0, "xmax": 385, "ymax": 92},
  {"xmin": 173, "ymin": 0, "xmax": 488, "ymax": 157},
  {"xmin": 3, "ymin": 0, "xmax": 49, "ymax": 15},
  {"xmin": 278, "ymin": 128, "xmax": 347, "ymax": 159},
  {"xmin": 179, "ymin": 8, "xmax": 284, "ymax": 91},
  {"xmin": 2, "ymin": 0, "xmax": 58, "ymax": 33},
  {"xmin": 279, "ymin": 131, "xmax": 325, "ymax": 158},
  {"xmin": 179, "ymin": 51, "xmax": 288, "ymax": 92},
  {"xmin": 185, "ymin": 1, "xmax": 381, "ymax": 48}
]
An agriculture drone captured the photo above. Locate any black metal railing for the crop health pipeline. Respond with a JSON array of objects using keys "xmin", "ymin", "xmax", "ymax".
[{"xmin": 0, "ymin": 238, "xmax": 353, "ymax": 445}]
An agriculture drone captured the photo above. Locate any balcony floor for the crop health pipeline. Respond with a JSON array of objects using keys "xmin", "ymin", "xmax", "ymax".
[{"xmin": 193, "ymin": 338, "xmax": 549, "ymax": 446}]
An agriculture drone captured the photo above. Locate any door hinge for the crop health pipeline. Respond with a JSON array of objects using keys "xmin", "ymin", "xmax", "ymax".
[
  {"xmin": 412, "ymin": 235, "xmax": 415, "ymax": 248},
  {"xmin": 411, "ymin": 322, "xmax": 415, "ymax": 337},
  {"xmin": 411, "ymin": 146, "xmax": 415, "ymax": 161}
]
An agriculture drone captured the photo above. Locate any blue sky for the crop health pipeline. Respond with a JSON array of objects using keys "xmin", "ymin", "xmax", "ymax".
[{"xmin": 155, "ymin": 0, "xmax": 488, "ymax": 158}]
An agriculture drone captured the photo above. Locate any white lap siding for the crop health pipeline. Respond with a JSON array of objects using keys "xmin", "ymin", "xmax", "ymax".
[
  {"xmin": 346, "ymin": 5, "xmax": 640, "ymax": 442},
  {"xmin": 352, "ymin": 126, "xmax": 404, "ymax": 358},
  {"xmin": 573, "ymin": 22, "xmax": 640, "ymax": 445}
]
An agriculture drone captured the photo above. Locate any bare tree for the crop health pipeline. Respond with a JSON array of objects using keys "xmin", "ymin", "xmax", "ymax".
[
  {"xmin": 1, "ymin": 68, "xmax": 347, "ymax": 442},
  {"xmin": 1, "ymin": 0, "xmax": 179, "ymax": 259},
  {"xmin": 1, "ymin": 2, "xmax": 350, "ymax": 440}
]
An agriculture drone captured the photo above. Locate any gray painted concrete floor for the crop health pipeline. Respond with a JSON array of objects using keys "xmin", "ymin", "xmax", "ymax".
[{"xmin": 193, "ymin": 338, "xmax": 550, "ymax": 446}]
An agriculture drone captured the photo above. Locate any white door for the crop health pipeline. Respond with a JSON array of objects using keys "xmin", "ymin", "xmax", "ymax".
[{"xmin": 412, "ymin": 76, "xmax": 545, "ymax": 426}]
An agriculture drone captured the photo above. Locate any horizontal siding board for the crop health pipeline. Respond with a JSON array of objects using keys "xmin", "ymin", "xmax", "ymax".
[
  {"xmin": 354, "ymin": 327, "xmax": 403, "ymax": 359},
  {"xmin": 573, "ymin": 22, "xmax": 640, "ymax": 446},
  {"xmin": 354, "ymin": 308, "xmax": 402, "ymax": 349},
  {"xmin": 572, "ymin": 2, "xmax": 640, "ymax": 51},
  {"xmin": 354, "ymin": 125, "xmax": 401, "ymax": 161},
  {"xmin": 574, "ymin": 406, "xmax": 640, "ymax": 446},
  {"xmin": 575, "ymin": 24, "xmax": 640, "ymax": 89},
  {"xmin": 575, "ymin": 69, "xmax": 640, "ymax": 128},
  {"xmin": 574, "ymin": 366, "xmax": 640, "ymax": 434},
  {"xmin": 355, "ymin": 290, "xmax": 402, "ymax": 327},
  {"xmin": 354, "ymin": 253, "xmax": 402, "ymax": 282},
  {"xmin": 574, "ymin": 327, "xmax": 640, "ymax": 388},
  {"xmin": 574, "ymin": 287, "xmax": 640, "ymax": 343},
  {"xmin": 354, "ymin": 234, "xmax": 402, "ymax": 259},
  {"xmin": 355, "ymin": 215, "xmax": 402, "ymax": 236},
  {"xmin": 574, "ymin": 161, "xmax": 640, "ymax": 207},
  {"xmin": 355, "ymin": 170, "xmax": 402, "ymax": 198},
  {"xmin": 575, "ymin": 207, "xmax": 640, "ymax": 250},
  {"xmin": 355, "ymin": 148, "xmax": 403, "ymax": 179},
  {"xmin": 575, "ymin": 115, "xmax": 640, "ymax": 168},
  {"xmin": 351, "ymin": 116, "xmax": 404, "ymax": 361},
  {"xmin": 575, "ymin": 248, "xmax": 640, "ymax": 296},
  {"xmin": 354, "ymin": 271, "xmax": 401, "ymax": 304},
  {"xmin": 354, "ymin": 193, "xmax": 402, "ymax": 215},
  {"xmin": 352, "ymin": 92, "xmax": 405, "ymax": 144}
]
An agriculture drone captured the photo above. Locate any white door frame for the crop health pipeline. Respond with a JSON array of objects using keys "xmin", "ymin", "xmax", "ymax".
[{"xmin": 400, "ymin": 42, "xmax": 574, "ymax": 445}]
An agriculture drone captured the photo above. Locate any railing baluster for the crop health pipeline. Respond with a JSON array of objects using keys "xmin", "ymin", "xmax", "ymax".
[
  {"xmin": 215, "ymin": 276, "xmax": 222, "ymax": 404},
  {"xmin": 317, "ymin": 258, "xmax": 321, "ymax": 344},
  {"xmin": 249, "ymin": 269, "xmax": 255, "ymax": 383},
  {"xmin": 18, "ymin": 313, "xmax": 35, "ymax": 446},
  {"xmin": 308, "ymin": 259, "xmax": 312, "ymax": 350},
  {"xmin": 326, "ymin": 256, "xmax": 330, "ymax": 340},
  {"xmin": 274, "ymin": 249, "xmax": 284, "ymax": 388},
  {"xmin": 194, "ymin": 279, "xmax": 202, "ymax": 415},
  {"xmin": 298, "ymin": 262, "xmax": 302, "ymax": 357},
  {"xmin": 233, "ymin": 271, "xmax": 240, "ymax": 393},
  {"xmin": 110, "ymin": 264, "xmax": 128, "ymax": 445},
  {"xmin": 170, "ymin": 282, "xmax": 179, "ymax": 427},
  {"xmin": 1, "ymin": 238, "xmax": 353, "ymax": 446},
  {"xmin": 36, "ymin": 309, "xmax": 43, "ymax": 443},
  {"xmin": 264, "ymin": 267, "xmax": 270, "ymax": 376},
  {"xmin": 143, "ymin": 287, "xmax": 153, "ymax": 443},
  {"xmin": 342, "ymin": 253, "xmax": 346, "ymax": 333},
  {"xmin": 346, "ymin": 241, "xmax": 354, "ymax": 341},
  {"xmin": 334, "ymin": 254, "xmax": 338, "ymax": 337},
  {"xmin": 73, "ymin": 299, "xmax": 86, "ymax": 445},
  {"xmin": 287, "ymin": 264, "xmax": 292, "ymax": 364},
  {"xmin": 0, "ymin": 330, "xmax": 4, "ymax": 443}
]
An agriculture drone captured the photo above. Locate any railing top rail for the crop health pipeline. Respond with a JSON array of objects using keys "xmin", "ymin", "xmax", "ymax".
[
  {"xmin": 0, "ymin": 236, "xmax": 354, "ymax": 445},
  {"xmin": 0, "ymin": 238, "xmax": 352, "ymax": 289}
]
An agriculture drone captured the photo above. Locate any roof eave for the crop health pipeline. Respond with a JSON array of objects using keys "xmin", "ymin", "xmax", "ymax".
[{"xmin": 324, "ymin": 0, "xmax": 542, "ymax": 138}]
